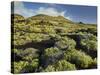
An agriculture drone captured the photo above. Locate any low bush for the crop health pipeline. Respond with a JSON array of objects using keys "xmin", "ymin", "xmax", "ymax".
[{"xmin": 64, "ymin": 49, "xmax": 94, "ymax": 69}]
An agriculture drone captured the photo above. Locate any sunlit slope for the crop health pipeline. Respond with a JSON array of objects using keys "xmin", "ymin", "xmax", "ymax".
[{"xmin": 12, "ymin": 14, "xmax": 97, "ymax": 34}]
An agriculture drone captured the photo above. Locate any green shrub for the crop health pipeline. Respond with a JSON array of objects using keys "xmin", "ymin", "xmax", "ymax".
[
  {"xmin": 22, "ymin": 48, "xmax": 39, "ymax": 61},
  {"xmin": 13, "ymin": 61, "xmax": 28, "ymax": 73},
  {"xmin": 44, "ymin": 47, "xmax": 61, "ymax": 57},
  {"xmin": 43, "ymin": 60, "xmax": 76, "ymax": 72},
  {"xmin": 42, "ymin": 26, "xmax": 56, "ymax": 34},
  {"xmin": 55, "ymin": 37, "xmax": 76, "ymax": 50},
  {"xmin": 64, "ymin": 49, "xmax": 94, "ymax": 68},
  {"xmin": 80, "ymin": 34, "xmax": 97, "ymax": 58},
  {"xmin": 43, "ymin": 65, "xmax": 55, "ymax": 72},
  {"xmin": 42, "ymin": 47, "xmax": 63, "ymax": 66},
  {"xmin": 23, "ymin": 59, "xmax": 39, "ymax": 72},
  {"xmin": 55, "ymin": 60, "xmax": 76, "ymax": 71},
  {"xmin": 81, "ymin": 39, "xmax": 97, "ymax": 51},
  {"xmin": 13, "ymin": 48, "xmax": 39, "ymax": 61},
  {"xmin": 80, "ymin": 35, "xmax": 97, "ymax": 51},
  {"xmin": 12, "ymin": 59, "xmax": 39, "ymax": 73}
]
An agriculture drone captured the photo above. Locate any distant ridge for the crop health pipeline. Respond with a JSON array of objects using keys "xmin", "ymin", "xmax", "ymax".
[{"xmin": 27, "ymin": 14, "xmax": 73, "ymax": 23}]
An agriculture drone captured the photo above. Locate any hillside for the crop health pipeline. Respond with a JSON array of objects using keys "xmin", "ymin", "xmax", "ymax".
[
  {"xmin": 27, "ymin": 14, "xmax": 72, "ymax": 23},
  {"xmin": 11, "ymin": 14, "xmax": 97, "ymax": 73}
]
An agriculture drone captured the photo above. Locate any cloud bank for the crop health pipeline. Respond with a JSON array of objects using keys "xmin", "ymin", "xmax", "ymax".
[{"xmin": 13, "ymin": 1, "xmax": 72, "ymax": 20}]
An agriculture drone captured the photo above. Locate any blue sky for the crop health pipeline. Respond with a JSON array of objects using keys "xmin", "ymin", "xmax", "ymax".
[{"xmin": 12, "ymin": 1, "xmax": 97, "ymax": 24}]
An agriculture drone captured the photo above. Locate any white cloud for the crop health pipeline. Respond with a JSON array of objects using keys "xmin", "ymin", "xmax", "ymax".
[
  {"xmin": 14, "ymin": 1, "xmax": 34, "ymax": 17},
  {"xmin": 35, "ymin": 7, "xmax": 66, "ymax": 17},
  {"xmin": 13, "ymin": 1, "xmax": 72, "ymax": 20}
]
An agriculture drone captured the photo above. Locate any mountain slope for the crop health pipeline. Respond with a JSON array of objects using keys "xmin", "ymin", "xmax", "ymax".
[{"xmin": 27, "ymin": 14, "xmax": 73, "ymax": 24}]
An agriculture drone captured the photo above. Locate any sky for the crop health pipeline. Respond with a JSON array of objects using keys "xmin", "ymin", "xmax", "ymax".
[{"xmin": 11, "ymin": 1, "xmax": 97, "ymax": 24}]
